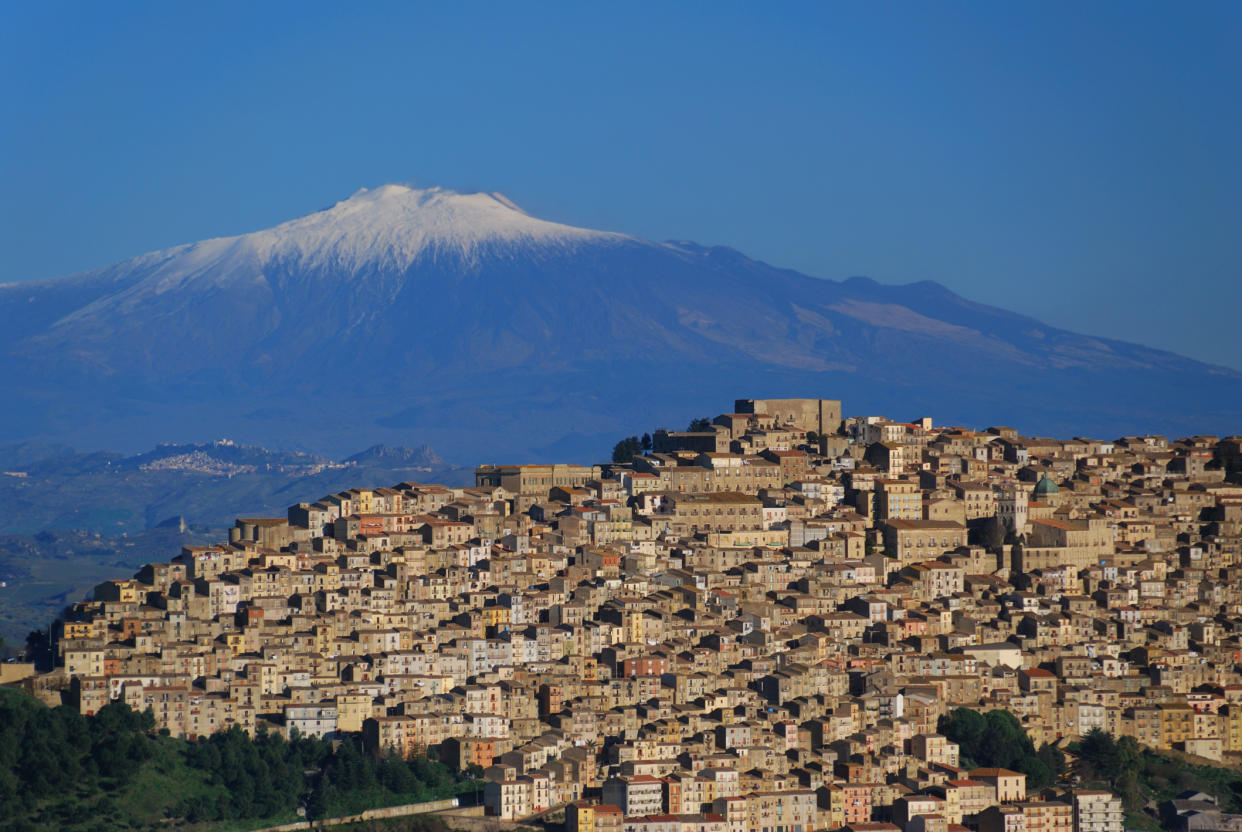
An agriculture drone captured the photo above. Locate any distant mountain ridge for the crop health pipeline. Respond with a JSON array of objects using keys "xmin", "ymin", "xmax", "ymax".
[
  {"xmin": 345, "ymin": 444, "xmax": 444, "ymax": 469},
  {"xmin": 0, "ymin": 438, "xmax": 469, "ymax": 537},
  {"xmin": 2, "ymin": 184, "xmax": 1238, "ymax": 460},
  {"xmin": 126, "ymin": 440, "xmax": 336, "ymax": 474},
  {"xmin": 0, "ymin": 435, "xmax": 471, "ymax": 643}
]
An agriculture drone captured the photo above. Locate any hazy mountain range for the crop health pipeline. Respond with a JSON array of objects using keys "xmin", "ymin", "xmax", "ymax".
[
  {"xmin": 3, "ymin": 184, "xmax": 1238, "ymax": 462},
  {"xmin": 0, "ymin": 439, "xmax": 465, "ymax": 536},
  {"xmin": 0, "ymin": 437, "xmax": 469, "ymax": 642}
]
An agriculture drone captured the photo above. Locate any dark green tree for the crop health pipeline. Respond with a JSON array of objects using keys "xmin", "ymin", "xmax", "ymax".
[
  {"xmin": 687, "ymin": 417, "xmax": 713, "ymax": 431},
  {"xmin": 612, "ymin": 436, "xmax": 641, "ymax": 463},
  {"xmin": 24, "ymin": 629, "xmax": 52, "ymax": 670},
  {"xmin": 1037, "ymin": 744, "xmax": 1066, "ymax": 780},
  {"xmin": 379, "ymin": 754, "xmax": 417, "ymax": 794},
  {"xmin": 939, "ymin": 707, "xmax": 1063, "ymax": 789},
  {"xmin": 941, "ymin": 708, "xmax": 986, "ymax": 769},
  {"xmin": 981, "ymin": 516, "xmax": 1006, "ymax": 554},
  {"xmin": 1115, "ymin": 769, "xmax": 1143, "ymax": 810},
  {"xmin": 1017, "ymin": 755, "xmax": 1052, "ymax": 789},
  {"xmin": 308, "ymin": 776, "xmax": 335, "ymax": 820},
  {"xmin": 1076, "ymin": 729, "xmax": 1142, "ymax": 790},
  {"xmin": 1078, "ymin": 728, "xmax": 1120, "ymax": 781}
]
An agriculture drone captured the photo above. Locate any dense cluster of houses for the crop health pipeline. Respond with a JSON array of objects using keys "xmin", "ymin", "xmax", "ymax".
[{"xmin": 36, "ymin": 397, "xmax": 1242, "ymax": 832}]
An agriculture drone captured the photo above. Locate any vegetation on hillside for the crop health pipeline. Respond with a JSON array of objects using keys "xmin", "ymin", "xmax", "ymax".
[
  {"xmin": 0, "ymin": 688, "xmax": 477, "ymax": 832},
  {"xmin": 939, "ymin": 719, "xmax": 1242, "ymax": 831},
  {"xmin": 937, "ymin": 707, "xmax": 1066, "ymax": 789},
  {"xmin": 1071, "ymin": 727, "xmax": 1242, "ymax": 828}
]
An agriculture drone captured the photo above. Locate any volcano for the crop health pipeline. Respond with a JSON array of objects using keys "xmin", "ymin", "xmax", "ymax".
[{"xmin": 2, "ymin": 184, "xmax": 1237, "ymax": 460}]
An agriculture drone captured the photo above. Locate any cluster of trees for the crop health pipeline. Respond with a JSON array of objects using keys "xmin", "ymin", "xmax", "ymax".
[
  {"xmin": 938, "ymin": 707, "xmax": 1065, "ymax": 789},
  {"xmin": 307, "ymin": 738, "xmax": 472, "ymax": 818},
  {"xmin": 1073, "ymin": 727, "xmax": 1242, "ymax": 816},
  {"xmin": 611, "ymin": 433, "xmax": 652, "ymax": 462},
  {"xmin": 0, "ymin": 689, "xmax": 157, "ymax": 819},
  {"xmin": 0, "ymin": 689, "xmax": 476, "ymax": 831},
  {"xmin": 177, "ymin": 728, "xmax": 469, "ymax": 823},
  {"xmin": 1072, "ymin": 728, "xmax": 1144, "ymax": 808},
  {"xmin": 610, "ymin": 417, "xmax": 716, "ymax": 462},
  {"xmin": 610, "ymin": 415, "xmax": 734, "ymax": 462},
  {"xmin": 174, "ymin": 726, "xmax": 314, "ymax": 822}
]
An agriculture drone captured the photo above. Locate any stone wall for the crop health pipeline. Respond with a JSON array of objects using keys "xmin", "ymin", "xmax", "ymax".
[{"xmin": 253, "ymin": 797, "xmax": 471, "ymax": 832}]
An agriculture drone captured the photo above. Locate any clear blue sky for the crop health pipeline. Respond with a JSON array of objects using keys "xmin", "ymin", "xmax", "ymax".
[{"xmin": 3, "ymin": 2, "xmax": 1240, "ymax": 368}]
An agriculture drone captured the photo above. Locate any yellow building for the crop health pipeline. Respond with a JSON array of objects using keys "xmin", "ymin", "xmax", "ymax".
[
  {"xmin": 336, "ymin": 693, "xmax": 374, "ymax": 733},
  {"xmin": 1159, "ymin": 702, "xmax": 1194, "ymax": 750},
  {"xmin": 565, "ymin": 801, "xmax": 595, "ymax": 832},
  {"xmin": 1223, "ymin": 705, "xmax": 1242, "ymax": 752},
  {"xmin": 877, "ymin": 478, "xmax": 923, "ymax": 520}
]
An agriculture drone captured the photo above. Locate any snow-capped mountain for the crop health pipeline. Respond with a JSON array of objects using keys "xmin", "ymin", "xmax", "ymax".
[
  {"xmin": 1, "ymin": 184, "xmax": 1238, "ymax": 460},
  {"xmin": 68, "ymin": 185, "xmax": 631, "ymax": 304},
  {"xmin": 8, "ymin": 185, "xmax": 634, "ymax": 360}
]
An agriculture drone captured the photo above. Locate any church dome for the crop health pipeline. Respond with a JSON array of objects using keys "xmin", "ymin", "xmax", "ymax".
[{"xmin": 1033, "ymin": 474, "xmax": 1060, "ymax": 497}]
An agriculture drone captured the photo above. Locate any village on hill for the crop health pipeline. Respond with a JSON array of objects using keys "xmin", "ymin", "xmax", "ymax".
[{"xmin": 17, "ymin": 396, "xmax": 1242, "ymax": 832}]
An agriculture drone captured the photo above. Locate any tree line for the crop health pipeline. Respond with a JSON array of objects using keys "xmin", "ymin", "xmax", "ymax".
[
  {"xmin": 0, "ymin": 688, "xmax": 477, "ymax": 832},
  {"xmin": 611, "ymin": 416, "xmax": 715, "ymax": 462}
]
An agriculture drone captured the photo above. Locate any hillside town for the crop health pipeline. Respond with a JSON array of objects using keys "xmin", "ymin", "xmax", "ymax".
[{"xmin": 26, "ymin": 397, "xmax": 1242, "ymax": 832}]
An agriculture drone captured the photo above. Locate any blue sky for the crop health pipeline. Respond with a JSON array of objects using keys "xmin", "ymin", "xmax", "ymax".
[{"xmin": 2, "ymin": 2, "xmax": 1240, "ymax": 368}]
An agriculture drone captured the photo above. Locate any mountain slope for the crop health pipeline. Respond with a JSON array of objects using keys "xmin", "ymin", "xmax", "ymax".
[{"xmin": 2, "ymin": 184, "xmax": 1237, "ymax": 459}]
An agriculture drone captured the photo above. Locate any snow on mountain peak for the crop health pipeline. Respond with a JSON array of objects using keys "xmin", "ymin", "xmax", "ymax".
[
  {"xmin": 47, "ymin": 184, "xmax": 636, "ymax": 323},
  {"xmin": 251, "ymin": 183, "xmax": 629, "ymax": 270}
]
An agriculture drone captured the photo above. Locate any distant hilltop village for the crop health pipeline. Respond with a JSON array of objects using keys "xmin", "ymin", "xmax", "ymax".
[{"xmin": 19, "ymin": 396, "xmax": 1242, "ymax": 832}]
